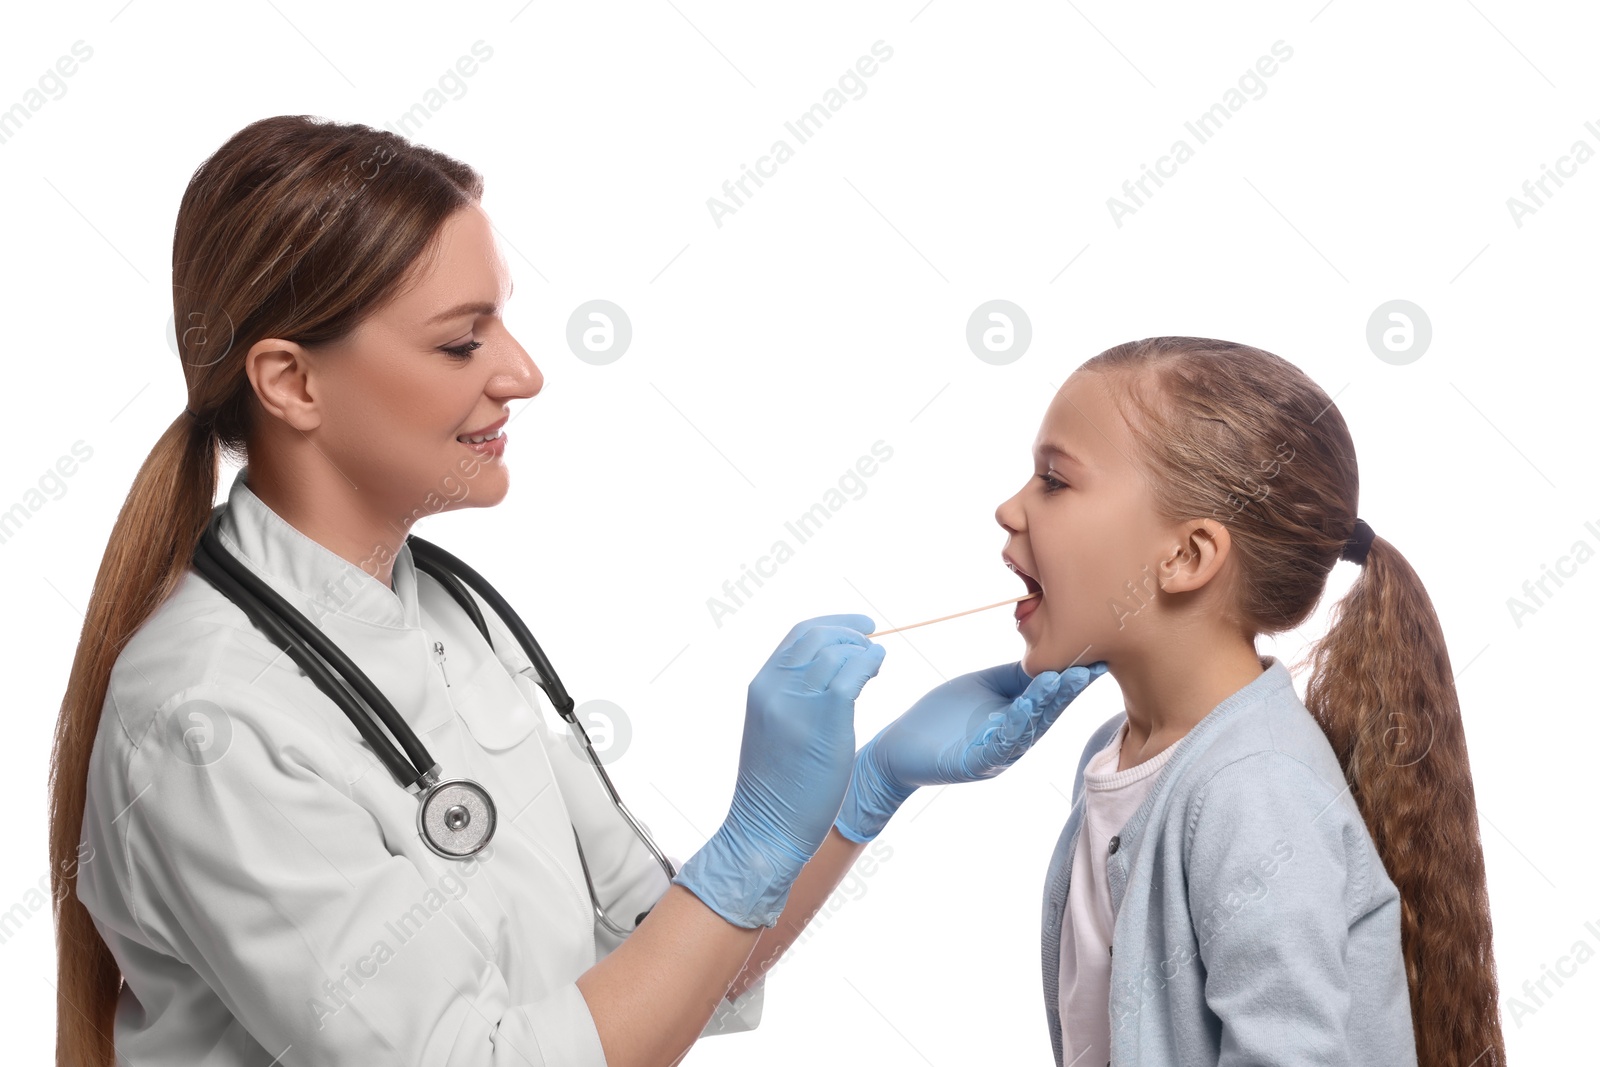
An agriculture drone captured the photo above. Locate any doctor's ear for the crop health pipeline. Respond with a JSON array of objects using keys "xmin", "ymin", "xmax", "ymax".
[
  {"xmin": 246, "ymin": 337, "xmax": 324, "ymax": 433},
  {"xmin": 1156, "ymin": 519, "xmax": 1231, "ymax": 594}
]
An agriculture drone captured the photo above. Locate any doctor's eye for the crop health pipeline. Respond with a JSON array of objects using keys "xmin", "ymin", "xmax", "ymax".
[{"xmin": 441, "ymin": 339, "xmax": 483, "ymax": 360}]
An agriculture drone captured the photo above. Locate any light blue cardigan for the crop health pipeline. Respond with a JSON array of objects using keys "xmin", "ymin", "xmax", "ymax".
[{"xmin": 1040, "ymin": 655, "xmax": 1417, "ymax": 1065}]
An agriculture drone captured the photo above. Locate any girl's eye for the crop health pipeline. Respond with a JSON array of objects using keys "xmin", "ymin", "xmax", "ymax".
[
  {"xmin": 441, "ymin": 339, "xmax": 482, "ymax": 360},
  {"xmin": 1036, "ymin": 473, "xmax": 1068, "ymax": 493}
]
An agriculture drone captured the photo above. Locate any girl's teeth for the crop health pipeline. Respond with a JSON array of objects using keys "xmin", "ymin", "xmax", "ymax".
[{"xmin": 459, "ymin": 430, "xmax": 502, "ymax": 443}]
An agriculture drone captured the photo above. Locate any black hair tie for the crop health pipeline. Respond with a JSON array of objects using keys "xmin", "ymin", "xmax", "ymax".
[{"xmin": 1341, "ymin": 517, "xmax": 1376, "ymax": 565}]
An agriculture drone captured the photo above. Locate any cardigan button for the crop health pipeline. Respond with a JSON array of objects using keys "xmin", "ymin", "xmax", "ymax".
[{"xmin": 1108, "ymin": 834, "xmax": 1120, "ymax": 854}]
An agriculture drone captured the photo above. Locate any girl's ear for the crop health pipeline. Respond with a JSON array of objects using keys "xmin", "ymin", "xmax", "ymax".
[{"xmin": 1158, "ymin": 518, "xmax": 1231, "ymax": 593}]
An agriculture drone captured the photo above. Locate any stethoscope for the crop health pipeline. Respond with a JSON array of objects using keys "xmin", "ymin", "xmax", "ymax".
[{"xmin": 191, "ymin": 511, "xmax": 675, "ymax": 937}]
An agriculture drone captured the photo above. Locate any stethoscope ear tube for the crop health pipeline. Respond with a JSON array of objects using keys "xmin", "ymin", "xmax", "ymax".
[
  {"xmin": 407, "ymin": 534, "xmax": 679, "ymax": 902},
  {"xmin": 406, "ymin": 535, "xmax": 577, "ymax": 725},
  {"xmin": 412, "ymin": 550, "xmax": 493, "ymax": 648},
  {"xmin": 193, "ymin": 516, "xmax": 438, "ymax": 792}
]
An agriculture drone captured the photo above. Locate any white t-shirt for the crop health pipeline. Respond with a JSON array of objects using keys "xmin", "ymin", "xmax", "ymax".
[{"xmin": 1058, "ymin": 721, "xmax": 1177, "ymax": 1066}]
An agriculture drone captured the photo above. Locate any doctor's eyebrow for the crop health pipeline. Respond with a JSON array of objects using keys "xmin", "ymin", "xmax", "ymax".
[{"xmin": 424, "ymin": 281, "xmax": 516, "ymax": 326}]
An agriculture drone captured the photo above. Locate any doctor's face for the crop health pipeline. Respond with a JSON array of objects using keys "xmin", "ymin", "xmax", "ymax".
[
  {"xmin": 993, "ymin": 371, "xmax": 1183, "ymax": 676},
  {"xmin": 270, "ymin": 202, "xmax": 541, "ymax": 516}
]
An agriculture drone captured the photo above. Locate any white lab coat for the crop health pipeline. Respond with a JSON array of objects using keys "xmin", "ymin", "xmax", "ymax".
[{"xmin": 76, "ymin": 469, "xmax": 764, "ymax": 1065}]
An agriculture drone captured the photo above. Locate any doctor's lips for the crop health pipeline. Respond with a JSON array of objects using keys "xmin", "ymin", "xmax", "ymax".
[{"xmin": 457, "ymin": 414, "xmax": 508, "ymax": 456}]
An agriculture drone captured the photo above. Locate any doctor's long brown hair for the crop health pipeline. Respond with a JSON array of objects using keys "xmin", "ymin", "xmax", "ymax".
[
  {"xmin": 1079, "ymin": 337, "xmax": 1504, "ymax": 1066},
  {"xmin": 47, "ymin": 115, "xmax": 484, "ymax": 1067}
]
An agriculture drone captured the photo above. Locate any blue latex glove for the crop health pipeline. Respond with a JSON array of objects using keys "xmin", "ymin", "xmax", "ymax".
[
  {"xmin": 672, "ymin": 614, "xmax": 886, "ymax": 928},
  {"xmin": 834, "ymin": 659, "xmax": 1109, "ymax": 842}
]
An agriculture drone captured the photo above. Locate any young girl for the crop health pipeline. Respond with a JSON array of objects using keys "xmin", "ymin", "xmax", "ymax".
[
  {"xmin": 1007, "ymin": 337, "xmax": 1504, "ymax": 1065},
  {"xmin": 833, "ymin": 336, "xmax": 1504, "ymax": 1065}
]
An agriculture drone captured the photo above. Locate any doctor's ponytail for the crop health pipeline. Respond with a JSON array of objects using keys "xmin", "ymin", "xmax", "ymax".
[{"xmin": 47, "ymin": 114, "xmax": 485, "ymax": 1067}]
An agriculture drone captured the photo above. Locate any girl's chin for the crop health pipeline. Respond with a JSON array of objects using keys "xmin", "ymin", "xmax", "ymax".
[{"xmin": 1021, "ymin": 642, "xmax": 1088, "ymax": 677}]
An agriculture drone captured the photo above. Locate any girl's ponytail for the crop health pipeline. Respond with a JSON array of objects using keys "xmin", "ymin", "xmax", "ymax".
[{"xmin": 1303, "ymin": 532, "xmax": 1506, "ymax": 1066}]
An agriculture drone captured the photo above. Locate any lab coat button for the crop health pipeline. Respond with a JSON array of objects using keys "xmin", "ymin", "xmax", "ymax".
[{"xmin": 1108, "ymin": 834, "xmax": 1120, "ymax": 854}]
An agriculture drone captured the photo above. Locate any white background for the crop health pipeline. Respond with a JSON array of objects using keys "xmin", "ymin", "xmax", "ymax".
[{"xmin": 4, "ymin": 1, "xmax": 1597, "ymax": 1063}]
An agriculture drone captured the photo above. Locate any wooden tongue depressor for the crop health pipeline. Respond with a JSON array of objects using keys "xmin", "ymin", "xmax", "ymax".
[{"xmin": 865, "ymin": 591, "xmax": 1041, "ymax": 639}]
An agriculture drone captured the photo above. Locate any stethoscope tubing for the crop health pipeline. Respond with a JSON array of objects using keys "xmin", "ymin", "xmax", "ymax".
[{"xmin": 192, "ymin": 513, "xmax": 677, "ymax": 933}]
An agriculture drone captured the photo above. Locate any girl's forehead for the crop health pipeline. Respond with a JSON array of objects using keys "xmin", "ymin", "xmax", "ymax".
[{"xmin": 1039, "ymin": 379, "xmax": 1120, "ymax": 460}]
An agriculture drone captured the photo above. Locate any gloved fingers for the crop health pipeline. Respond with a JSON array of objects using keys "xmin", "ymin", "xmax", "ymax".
[
  {"xmin": 800, "ymin": 639, "xmax": 883, "ymax": 693},
  {"xmin": 1062, "ymin": 660, "xmax": 1111, "ymax": 695},
  {"xmin": 967, "ymin": 671, "xmax": 1067, "ymax": 774},
  {"xmin": 782, "ymin": 622, "xmax": 871, "ymax": 668},
  {"xmin": 776, "ymin": 614, "xmax": 875, "ymax": 654},
  {"xmin": 829, "ymin": 641, "xmax": 886, "ymax": 700},
  {"xmin": 1024, "ymin": 661, "xmax": 1112, "ymax": 736},
  {"xmin": 967, "ymin": 660, "xmax": 1031, "ymax": 700},
  {"xmin": 1000, "ymin": 670, "xmax": 1063, "ymax": 743},
  {"xmin": 1049, "ymin": 661, "xmax": 1110, "ymax": 710}
]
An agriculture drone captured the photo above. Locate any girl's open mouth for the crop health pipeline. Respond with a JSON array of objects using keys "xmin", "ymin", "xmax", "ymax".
[{"xmin": 1005, "ymin": 557, "xmax": 1043, "ymax": 626}]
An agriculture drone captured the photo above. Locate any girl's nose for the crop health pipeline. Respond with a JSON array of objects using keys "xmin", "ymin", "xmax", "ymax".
[{"xmin": 995, "ymin": 488, "xmax": 1025, "ymax": 534}]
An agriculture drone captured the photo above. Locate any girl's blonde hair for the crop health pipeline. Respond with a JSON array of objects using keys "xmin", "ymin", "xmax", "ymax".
[
  {"xmin": 47, "ymin": 114, "xmax": 483, "ymax": 1067},
  {"xmin": 1081, "ymin": 336, "xmax": 1504, "ymax": 1066}
]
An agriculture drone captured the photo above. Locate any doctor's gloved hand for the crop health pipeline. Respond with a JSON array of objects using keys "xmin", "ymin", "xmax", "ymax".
[
  {"xmin": 671, "ymin": 614, "xmax": 886, "ymax": 929},
  {"xmin": 834, "ymin": 659, "xmax": 1109, "ymax": 843}
]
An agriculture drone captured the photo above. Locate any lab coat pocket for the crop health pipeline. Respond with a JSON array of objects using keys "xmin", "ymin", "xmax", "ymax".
[{"xmin": 451, "ymin": 656, "xmax": 540, "ymax": 751}]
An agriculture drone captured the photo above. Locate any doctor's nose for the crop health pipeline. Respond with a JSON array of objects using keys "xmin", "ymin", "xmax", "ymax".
[{"xmin": 496, "ymin": 332, "xmax": 542, "ymax": 400}]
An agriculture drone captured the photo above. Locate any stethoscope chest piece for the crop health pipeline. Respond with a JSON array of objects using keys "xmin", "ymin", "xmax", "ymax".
[{"xmin": 417, "ymin": 777, "xmax": 497, "ymax": 858}]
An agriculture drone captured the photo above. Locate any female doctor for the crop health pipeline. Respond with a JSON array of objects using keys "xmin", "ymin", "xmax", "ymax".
[{"xmin": 47, "ymin": 115, "xmax": 1106, "ymax": 1067}]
